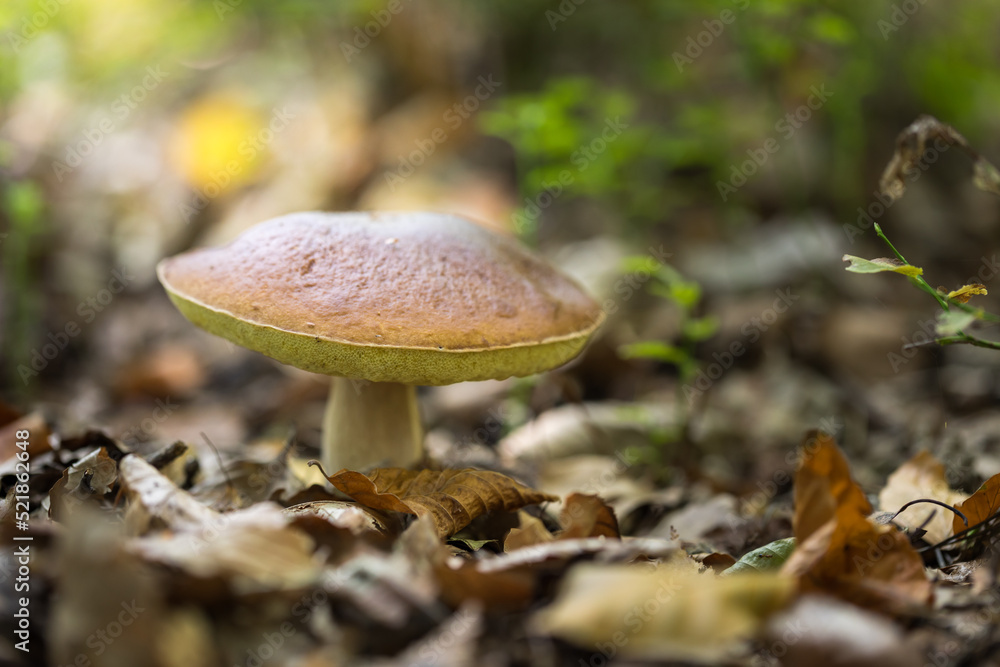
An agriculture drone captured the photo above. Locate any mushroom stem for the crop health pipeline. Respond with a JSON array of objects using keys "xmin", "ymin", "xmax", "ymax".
[{"xmin": 322, "ymin": 378, "xmax": 423, "ymax": 472}]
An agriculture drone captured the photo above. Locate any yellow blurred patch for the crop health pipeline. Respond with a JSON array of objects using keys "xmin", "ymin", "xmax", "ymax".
[{"xmin": 169, "ymin": 95, "xmax": 264, "ymax": 194}]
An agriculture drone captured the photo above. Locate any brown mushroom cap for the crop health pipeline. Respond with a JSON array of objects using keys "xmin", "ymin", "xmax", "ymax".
[{"xmin": 157, "ymin": 211, "xmax": 605, "ymax": 385}]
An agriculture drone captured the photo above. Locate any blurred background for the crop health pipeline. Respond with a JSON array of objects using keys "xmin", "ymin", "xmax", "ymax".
[{"xmin": 3, "ymin": 0, "xmax": 1000, "ymax": 494}]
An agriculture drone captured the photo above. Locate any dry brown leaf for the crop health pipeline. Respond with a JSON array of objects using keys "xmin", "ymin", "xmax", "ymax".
[
  {"xmin": 119, "ymin": 454, "xmax": 221, "ymax": 532},
  {"xmin": 784, "ymin": 433, "xmax": 932, "ymax": 614},
  {"xmin": 784, "ymin": 515, "xmax": 931, "ymax": 615},
  {"xmin": 284, "ymin": 500, "xmax": 398, "ymax": 537},
  {"xmin": 504, "ymin": 511, "xmax": 554, "ymax": 552},
  {"xmin": 49, "ymin": 447, "xmax": 119, "ymax": 521},
  {"xmin": 130, "ymin": 504, "xmax": 322, "ymax": 593},
  {"xmin": 559, "ymin": 493, "xmax": 620, "ymax": 539},
  {"xmin": 561, "ymin": 494, "xmax": 618, "ymax": 539},
  {"xmin": 879, "ymin": 451, "xmax": 965, "ymax": 544},
  {"xmin": 954, "ymin": 473, "xmax": 1000, "ymax": 534},
  {"xmin": 793, "ymin": 431, "xmax": 871, "ymax": 542},
  {"xmin": 322, "ymin": 467, "xmax": 557, "ymax": 538},
  {"xmin": 701, "ymin": 552, "xmax": 738, "ymax": 573},
  {"xmin": 879, "ymin": 115, "xmax": 1000, "ymax": 202}
]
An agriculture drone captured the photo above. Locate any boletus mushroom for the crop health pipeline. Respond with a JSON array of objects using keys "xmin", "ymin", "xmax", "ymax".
[{"xmin": 157, "ymin": 212, "xmax": 604, "ymax": 472}]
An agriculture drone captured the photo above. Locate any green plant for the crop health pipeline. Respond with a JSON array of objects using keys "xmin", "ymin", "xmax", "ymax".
[{"xmin": 618, "ymin": 258, "xmax": 718, "ymax": 465}]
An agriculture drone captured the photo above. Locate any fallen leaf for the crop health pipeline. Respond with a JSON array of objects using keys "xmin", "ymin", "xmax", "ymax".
[
  {"xmin": 784, "ymin": 432, "xmax": 932, "ymax": 614},
  {"xmin": 49, "ymin": 447, "xmax": 119, "ymax": 521},
  {"xmin": 119, "ymin": 453, "xmax": 222, "ymax": 533},
  {"xmin": 842, "ymin": 255, "xmax": 923, "ymax": 277},
  {"xmin": 947, "ymin": 283, "xmax": 988, "ymax": 304},
  {"xmin": 284, "ymin": 500, "xmax": 397, "ymax": 537},
  {"xmin": 480, "ymin": 536, "xmax": 678, "ymax": 574},
  {"xmin": 879, "ymin": 451, "xmax": 965, "ymax": 545},
  {"xmin": 953, "ymin": 473, "xmax": 1000, "ymax": 534},
  {"xmin": 559, "ymin": 493, "xmax": 620, "ymax": 539},
  {"xmin": 504, "ymin": 511, "xmax": 554, "ymax": 552},
  {"xmin": 130, "ymin": 504, "xmax": 322, "ymax": 593},
  {"xmin": 321, "ymin": 467, "xmax": 557, "ymax": 538},
  {"xmin": 793, "ymin": 431, "xmax": 871, "ymax": 542},
  {"xmin": 764, "ymin": 595, "xmax": 923, "ymax": 667},
  {"xmin": 700, "ymin": 552, "xmax": 738, "ymax": 574},
  {"xmin": 533, "ymin": 559, "xmax": 793, "ymax": 661},
  {"xmin": 723, "ymin": 537, "xmax": 796, "ymax": 576}
]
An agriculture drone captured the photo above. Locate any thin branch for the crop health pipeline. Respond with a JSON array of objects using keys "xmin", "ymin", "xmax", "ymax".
[
  {"xmin": 874, "ymin": 223, "xmax": 950, "ymax": 309},
  {"xmin": 890, "ymin": 497, "xmax": 968, "ymax": 528}
]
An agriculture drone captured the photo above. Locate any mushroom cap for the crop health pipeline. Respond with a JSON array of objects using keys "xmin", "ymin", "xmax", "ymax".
[{"xmin": 157, "ymin": 211, "xmax": 605, "ymax": 385}]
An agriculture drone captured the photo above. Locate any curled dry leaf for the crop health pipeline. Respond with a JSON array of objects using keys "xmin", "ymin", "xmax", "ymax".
[
  {"xmin": 953, "ymin": 473, "xmax": 1000, "ymax": 535},
  {"xmin": 878, "ymin": 451, "xmax": 965, "ymax": 545},
  {"xmin": 879, "ymin": 115, "xmax": 1000, "ymax": 202},
  {"xmin": 559, "ymin": 493, "xmax": 620, "ymax": 539},
  {"xmin": 784, "ymin": 432, "xmax": 932, "ymax": 614},
  {"xmin": 284, "ymin": 500, "xmax": 398, "ymax": 537},
  {"xmin": 319, "ymin": 466, "xmax": 557, "ymax": 538}
]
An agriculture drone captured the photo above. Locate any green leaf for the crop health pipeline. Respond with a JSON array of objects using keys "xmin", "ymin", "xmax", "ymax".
[
  {"xmin": 668, "ymin": 281, "xmax": 702, "ymax": 309},
  {"xmin": 842, "ymin": 255, "xmax": 923, "ymax": 277},
  {"xmin": 683, "ymin": 316, "xmax": 719, "ymax": 342},
  {"xmin": 721, "ymin": 537, "xmax": 796, "ymax": 576},
  {"xmin": 619, "ymin": 341, "xmax": 688, "ymax": 365},
  {"xmin": 621, "ymin": 255, "xmax": 660, "ymax": 275},
  {"xmin": 936, "ymin": 310, "xmax": 977, "ymax": 336}
]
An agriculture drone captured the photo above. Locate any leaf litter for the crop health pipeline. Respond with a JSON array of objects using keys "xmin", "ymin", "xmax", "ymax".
[{"xmin": 4, "ymin": 403, "xmax": 1000, "ymax": 665}]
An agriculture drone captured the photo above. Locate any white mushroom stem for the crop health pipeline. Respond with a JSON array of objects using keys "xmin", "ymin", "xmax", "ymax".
[{"xmin": 322, "ymin": 378, "xmax": 423, "ymax": 472}]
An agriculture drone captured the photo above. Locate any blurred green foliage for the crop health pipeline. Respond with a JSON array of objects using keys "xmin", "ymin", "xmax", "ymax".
[
  {"xmin": 482, "ymin": 0, "xmax": 1000, "ymax": 229},
  {"xmin": 4, "ymin": 0, "xmax": 1000, "ymax": 393}
]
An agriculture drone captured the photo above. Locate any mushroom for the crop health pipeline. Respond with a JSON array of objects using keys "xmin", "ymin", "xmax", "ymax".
[{"xmin": 157, "ymin": 212, "xmax": 604, "ymax": 472}]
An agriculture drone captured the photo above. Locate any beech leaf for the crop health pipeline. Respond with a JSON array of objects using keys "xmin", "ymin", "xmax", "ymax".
[
  {"xmin": 793, "ymin": 431, "xmax": 871, "ymax": 542},
  {"xmin": 784, "ymin": 432, "xmax": 932, "ymax": 614},
  {"xmin": 319, "ymin": 467, "xmax": 557, "ymax": 538},
  {"xmin": 953, "ymin": 473, "xmax": 1000, "ymax": 535},
  {"xmin": 878, "ymin": 451, "xmax": 965, "ymax": 544}
]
